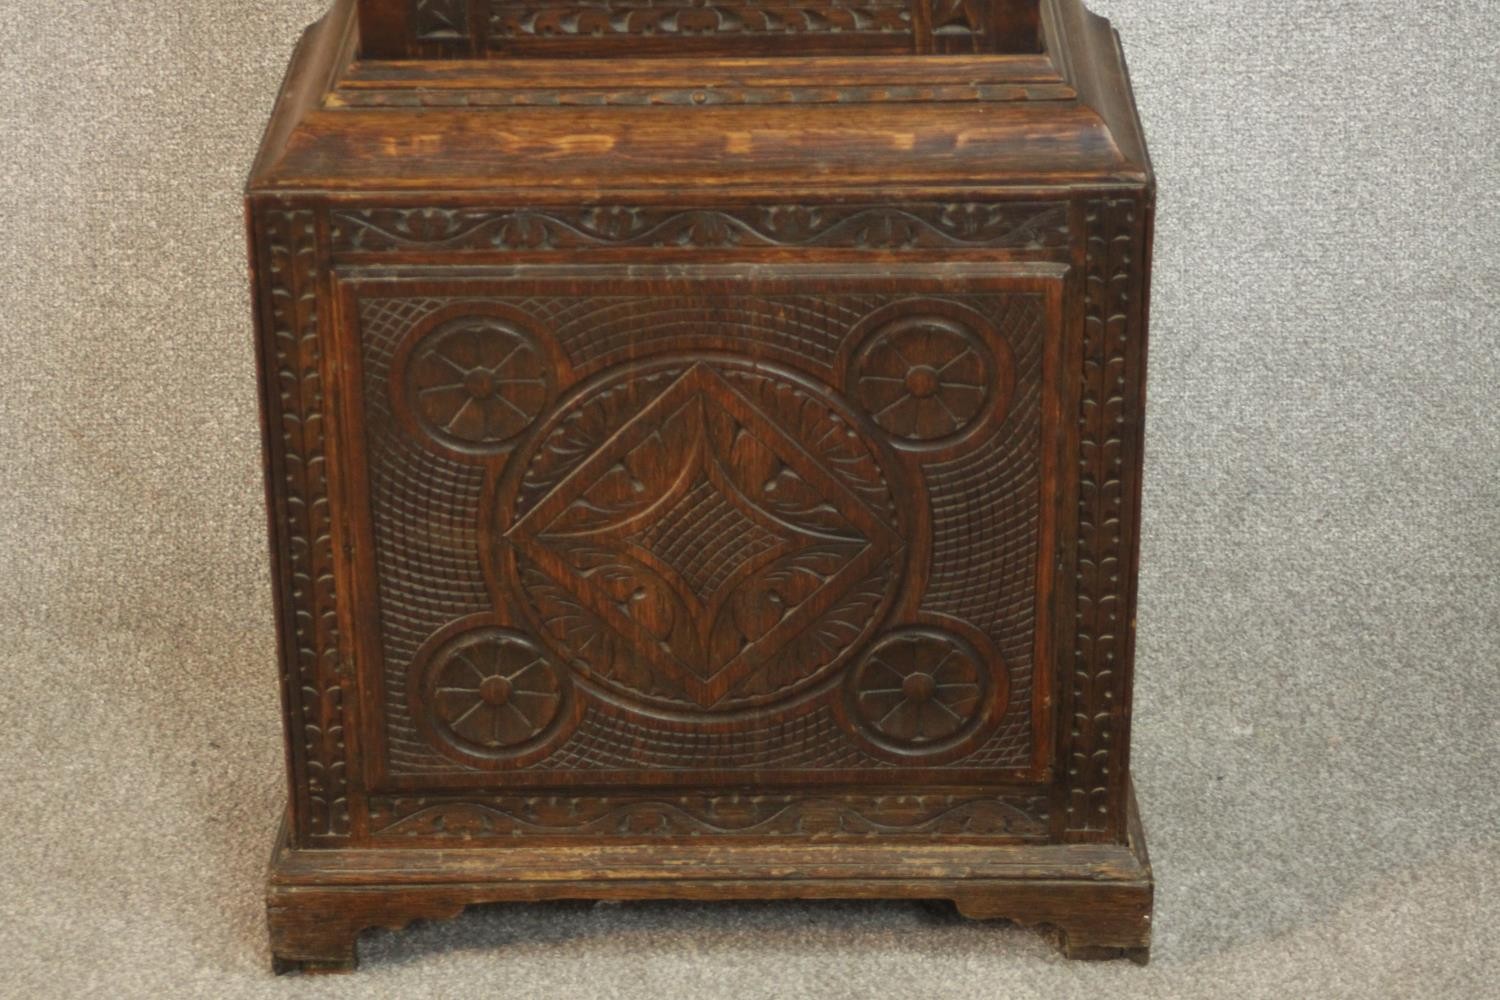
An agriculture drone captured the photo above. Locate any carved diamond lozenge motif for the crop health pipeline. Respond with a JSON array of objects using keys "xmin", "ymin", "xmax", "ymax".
[{"xmin": 507, "ymin": 363, "xmax": 901, "ymax": 709}]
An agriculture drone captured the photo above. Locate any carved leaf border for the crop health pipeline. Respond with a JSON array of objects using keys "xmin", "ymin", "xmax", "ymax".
[
  {"xmin": 261, "ymin": 209, "xmax": 350, "ymax": 840},
  {"xmin": 370, "ymin": 792, "xmax": 1050, "ymax": 838},
  {"xmin": 1064, "ymin": 196, "xmax": 1143, "ymax": 836},
  {"xmin": 330, "ymin": 203, "xmax": 1070, "ymax": 253}
]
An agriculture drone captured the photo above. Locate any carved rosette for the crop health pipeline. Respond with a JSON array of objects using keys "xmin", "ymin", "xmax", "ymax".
[
  {"xmin": 413, "ymin": 623, "xmax": 578, "ymax": 766},
  {"xmin": 839, "ymin": 625, "xmax": 1006, "ymax": 762},
  {"xmin": 393, "ymin": 306, "xmax": 557, "ymax": 457},
  {"xmin": 843, "ymin": 299, "xmax": 1017, "ymax": 454}
]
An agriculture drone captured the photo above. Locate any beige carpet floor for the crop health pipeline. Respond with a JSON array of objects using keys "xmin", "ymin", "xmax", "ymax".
[{"xmin": 1, "ymin": 1, "xmax": 1496, "ymax": 996}]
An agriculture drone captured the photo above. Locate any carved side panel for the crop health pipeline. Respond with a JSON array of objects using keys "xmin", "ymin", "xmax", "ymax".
[
  {"xmin": 1064, "ymin": 196, "xmax": 1144, "ymax": 836},
  {"xmin": 259, "ymin": 209, "xmax": 349, "ymax": 840}
]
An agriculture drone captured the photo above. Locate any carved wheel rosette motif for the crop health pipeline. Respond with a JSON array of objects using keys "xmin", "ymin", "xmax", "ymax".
[
  {"xmin": 846, "ymin": 299, "xmax": 1015, "ymax": 451},
  {"xmin": 394, "ymin": 306, "xmax": 558, "ymax": 457},
  {"xmin": 493, "ymin": 358, "xmax": 908, "ymax": 714},
  {"xmin": 839, "ymin": 625, "xmax": 1007, "ymax": 762},
  {"xmin": 413, "ymin": 622, "xmax": 578, "ymax": 767}
]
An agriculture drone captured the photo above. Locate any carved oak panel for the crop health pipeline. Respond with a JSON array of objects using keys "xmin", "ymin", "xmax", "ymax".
[{"xmin": 335, "ymin": 266, "xmax": 1064, "ymax": 794}]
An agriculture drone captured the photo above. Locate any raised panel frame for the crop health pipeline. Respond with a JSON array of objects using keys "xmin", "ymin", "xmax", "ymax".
[
  {"xmin": 250, "ymin": 191, "xmax": 1148, "ymax": 852},
  {"xmin": 326, "ymin": 263, "xmax": 1070, "ymax": 811}
]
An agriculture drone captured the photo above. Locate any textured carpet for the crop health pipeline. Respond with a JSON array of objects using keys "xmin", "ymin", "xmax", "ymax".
[{"xmin": 1, "ymin": 1, "xmax": 1496, "ymax": 997}]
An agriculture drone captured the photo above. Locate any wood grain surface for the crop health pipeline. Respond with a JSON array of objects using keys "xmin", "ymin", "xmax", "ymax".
[{"xmin": 247, "ymin": 0, "xmax": 1156, "ymax": 971}]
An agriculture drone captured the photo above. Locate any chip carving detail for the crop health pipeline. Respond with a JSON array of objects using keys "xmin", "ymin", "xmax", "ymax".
[
  {"xmin": 397, "ymin": 311, "xmax": 555, "ymax": 455},
  {"xmin": 414, "ymin": 624, "xmax": 578, "ymax": 766},
  {"xmin": 841, "ymin": 626, "xmax": 1008, "ymax": 761},
  {"xmin": 499, "ymin": 360, "xmax": 907, "ymax": 713}
]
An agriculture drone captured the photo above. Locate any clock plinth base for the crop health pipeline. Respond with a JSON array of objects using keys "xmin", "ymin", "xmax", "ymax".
[
  {"xmin": 250, "ymin": 0, "xmax": 1160, "ymax": 976},
  {"xmin": 267, "ymin": 788, "xmax": 1153, "ymax": 973}
]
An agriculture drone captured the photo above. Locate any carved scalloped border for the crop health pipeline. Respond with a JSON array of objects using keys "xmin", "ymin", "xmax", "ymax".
[
  {"xmin": 328, "ymin": 202, "xmax": 1070, "ymax": 254},
  {"xmin": 368, "ymin": 791, "xmax": 1050, "ymax": 839}
]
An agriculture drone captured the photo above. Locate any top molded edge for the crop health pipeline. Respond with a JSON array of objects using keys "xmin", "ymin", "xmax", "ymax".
[{"xmin": 248, "ymin": 0, "xmax": 1151, "ymax": 194}]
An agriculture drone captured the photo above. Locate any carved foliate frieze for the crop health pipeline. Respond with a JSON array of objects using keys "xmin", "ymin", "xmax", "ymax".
[
  {"xmin": 394, "ymin": 0, "xmax": 1039, "ymax": 57},
  {"xmin": 330, "ymin": 203, "xmax": 1070, "ymax": 254},
  {"xmin": 369, "ymin": 791, "xmax": 1050, "ymax": 839}
]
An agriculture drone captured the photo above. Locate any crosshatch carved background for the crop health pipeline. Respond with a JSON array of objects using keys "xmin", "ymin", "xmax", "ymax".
[{"xmin": 351, "ymin": 277, "xmax": 1053, "ymax": 784}]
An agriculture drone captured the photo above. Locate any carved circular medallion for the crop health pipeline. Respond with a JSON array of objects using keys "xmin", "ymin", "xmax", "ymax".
[
  {"xmin": 490, "ymin": 358, "xmax": 909, "ymax": 716},
  {"xmin": 847, "ymin": 303, "xmax": 1011, "ymax": 448},
  {"xmin": 840, "ymin": 626, "xmax": 1006, "ymax": 761},
  {"xmin": 398, "ymin": 311, "xmax": 554, "ymax": 455},
  {"xmin": 414, "ymin": 625, "xmax": 575, "ymax": 766}
]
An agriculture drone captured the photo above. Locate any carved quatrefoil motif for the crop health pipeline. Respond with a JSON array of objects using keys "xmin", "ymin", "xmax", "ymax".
[{"xmin": 504, "ymin": 362, "xmax": 904, "ymax": 712}]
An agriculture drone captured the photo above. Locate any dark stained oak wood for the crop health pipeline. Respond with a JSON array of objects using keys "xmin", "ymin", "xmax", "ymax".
[
  {"xmin": 247, "ymin": 0, "xmax": 1156, "ymax": 972},
  {"xmin": 355, "ymin": 0, "xmax": 1043, "ymax": 60},
  {"xmin": 267, "ymin": 784, "xmax": 1152, "ymax": 972}
]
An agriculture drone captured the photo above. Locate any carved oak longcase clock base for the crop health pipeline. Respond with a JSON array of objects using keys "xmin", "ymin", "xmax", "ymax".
[
  {"xmin": 266, "ymin": 785, "xmax": 1153, "ymax": 973},
  {"xmin": 248, "ymin": 0, "xmax": 1157, "ymax": 973}
]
